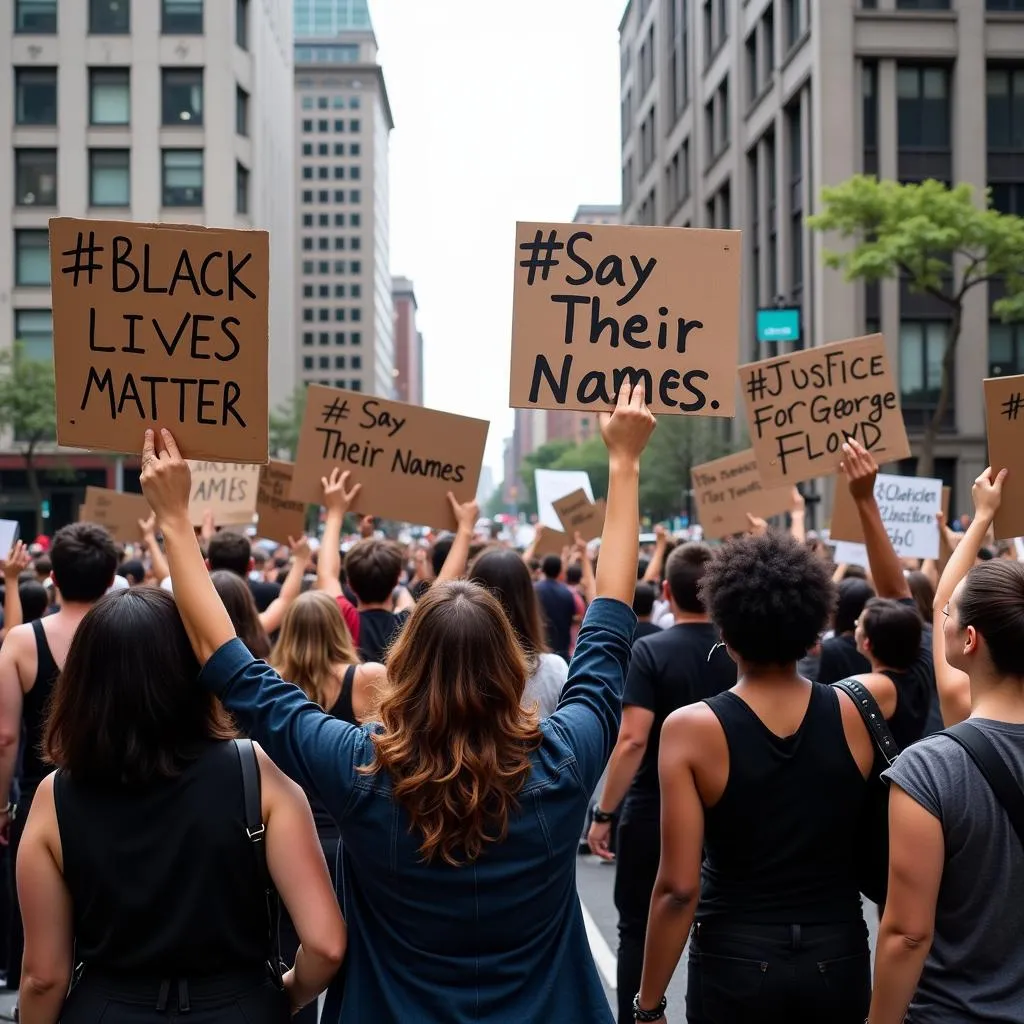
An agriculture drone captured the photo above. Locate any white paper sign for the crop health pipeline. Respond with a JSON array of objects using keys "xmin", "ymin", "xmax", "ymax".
[
  {"xmin": 534, "ymin": 470, "xmax": 594, "ymax": 530},
  {"xmin": 0, "ymin": 520, "xmax": 19, "ymax": 560},
  {"xmin": 874, "ymin": 473, "xmax": 942, "ymax": 560},
  {"xmin": 832, "ymin": 540, "xmax": 868, "ymax": 567}
]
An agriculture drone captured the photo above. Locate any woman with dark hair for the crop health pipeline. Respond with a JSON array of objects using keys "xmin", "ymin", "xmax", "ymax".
[
  {"xmin": 637, "ymin": 528, "xmax": 876, "ymax": 1023},
  {"xmin": 470, "ymin": 546, "xmax": 573, "ymax": 718},
  {"xmin": 15, "ymin": 587, "xmax": 345, "ymax": 1023},
  {"xmin": 870, "ymin": 467, "xmax": 1024, "ymax": 1023},
  {"xmin": 139, "ymin": 383, "xmax": 655, "ymax": 1023},
  {"xmin": 211, "ymin": 570, "xmax": 271, "ymax": 659},
  {"xmin": 906, "ymin": 569, "xmax": 936, "ymax": 625},
  {"xmin": 816, "ymin": 577, "xmax": 875, "ymax": 684}
]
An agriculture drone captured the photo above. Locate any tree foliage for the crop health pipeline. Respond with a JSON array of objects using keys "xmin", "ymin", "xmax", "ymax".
[{"xmin": 269, "ymin": 386, "xmax": 307, "ymax": 460}]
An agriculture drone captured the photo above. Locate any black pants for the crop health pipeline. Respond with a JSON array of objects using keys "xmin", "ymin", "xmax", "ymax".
[
  {"xmin": 686, "ymin": 919, "xmax": 870, "ymax": 1024},
  {"xmin": 612, "ymin": 811, "xmax": 660, "ymax": 1024}
]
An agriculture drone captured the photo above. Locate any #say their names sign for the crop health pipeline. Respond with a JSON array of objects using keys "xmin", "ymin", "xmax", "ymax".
[
  {"xmin": 49, "ymin": 218, "xmax": 269, "ymax": 463},
  {"xmin": 509, "ymin": 222, "xmax": 742, "ymax": 416},
  {"xmin": 256, "ymin": 461, "xmax": 307, "ymax": 545},
  {"xmin": 691, "ymin": 449, "xmax": 794, "ymax": 540},
  {"xmin": 739, "ymin": 335, "xmax": 911, "ymax": 487},
  {"xmin": 984, "ymin": 374, "xmax": 1024, "ymax": 540},
  {"xmin": 290, "ymin": 386, "xmax": 489, "ymax": 530},
  {"xmin": 188, "ymin": 462, "xmax": 260, "ymax": 526}
]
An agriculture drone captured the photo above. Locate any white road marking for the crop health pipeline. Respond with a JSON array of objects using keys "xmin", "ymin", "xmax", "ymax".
[{"xmin": 580, "ymin": 898, "xmax": 618, "ymax": 990}]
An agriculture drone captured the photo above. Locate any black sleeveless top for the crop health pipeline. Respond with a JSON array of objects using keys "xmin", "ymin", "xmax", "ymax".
[
  {"xmin": 308, "ymin": 664, "xmax": 358, "ymax": 835},
  {"xmin": 698, "ymin": 684, "xmax": 867, "ymax": 925},
  {"xmin": 53, "ymin": 741, "xmax": 270, "ymax": 975},
  {"xmin": 21, "ymin": 619, "xmax": 60, "ymax": 791}
]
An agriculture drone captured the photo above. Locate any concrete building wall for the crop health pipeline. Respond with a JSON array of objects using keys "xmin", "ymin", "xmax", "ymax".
[{"xmin": 392, "ymin": 275, "xmax": 423, "ymax": 406}]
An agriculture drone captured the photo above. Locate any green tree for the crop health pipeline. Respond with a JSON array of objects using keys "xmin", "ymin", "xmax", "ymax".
[
  {"xmin": 269, "ymin": 386, "xmax": 307, "ymax": 459},
  {"xmin": 0, "ymin": 344, "xmax": 57, "ymax": 536},
  {"xmin": 517, "ymin": 438, "xmax": 575, "ymax": 512},
  {"xmin": 808, "ymin": 176, "xmax": 1024, "ymax": 476},
  {"xmin": 551, "ymin": 435, "xmax": 610, "ymax": 500},
  {"xmin": 484, "ymin": 484, "xmax": 507, "ymax": 519},
  {"xmin": 639, "ymin": 417, "xmax": 730, "ymax": 522}
]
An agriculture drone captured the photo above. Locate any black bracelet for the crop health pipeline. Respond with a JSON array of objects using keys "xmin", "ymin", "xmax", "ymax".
[
  {"xmin": 633, "ymin": 994, "xmax": 666, "ymax": 1021},
  {"xmin": 592, "ymin": 805, "xmax": 615, "ymax": 824}
]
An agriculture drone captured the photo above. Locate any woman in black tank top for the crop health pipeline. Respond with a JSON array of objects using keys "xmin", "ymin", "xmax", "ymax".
[
  {"xmin": 636, "ymin": 531, "xmax": 876, "ymax": 1024},
  {"xmin": 15, "ymin": 588, "xmax": 345, "ymax": 1022}
]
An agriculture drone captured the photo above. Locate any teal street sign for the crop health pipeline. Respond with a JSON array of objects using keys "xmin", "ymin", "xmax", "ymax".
[{"xmin": 756, "ymin": 307, "xmax": 801, "ymax": 344}]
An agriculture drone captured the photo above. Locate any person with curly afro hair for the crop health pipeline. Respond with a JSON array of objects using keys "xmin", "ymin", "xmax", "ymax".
[{"xmin": 635, "ymin": 528, "xmax": 880, "ymax": 1024}]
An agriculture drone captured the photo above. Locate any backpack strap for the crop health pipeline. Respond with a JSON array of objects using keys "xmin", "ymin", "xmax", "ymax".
[
  {"xmin": 834, "ymin": 678, "xmax": 901, "ymax": 768},
  {"xmin": 233, "ymin": 738, "xmax": 283, "ymax": 987},
  {"xmin": 945, "ymin": 722, "xmax": 1024, "ymax": 849}
]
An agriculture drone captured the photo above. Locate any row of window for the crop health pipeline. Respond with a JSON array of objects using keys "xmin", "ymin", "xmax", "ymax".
[
  {"xmin": 301, "ymin": 237, "xmax": 363, "ymax": 252},
  {"xmin": 302, "ymin": 213, "xmax": 362, "ymax": 228},
  {"xmin": 304, "ymin": 378, "xmax": 363, "ymax": 390},
  {"xmin": 301, "ymin": 165, "xmax": 362, "ymax": 181},
  {"xmin": 301, "ymin": 119, "xmax": 362, "ymax": 134},
  {"xmin": 301, "ymin": 332, "xmax": 363, "ymax": 347},
  {"xmin": 301, "ymin": 95, "xmax": 362, "ymax": 111},
  {"xmin": 14, "ymin": 67, "xmax": 249, "ymax": 135},
  {"xmin": 301, "ymin": 260, "xmax": 363, "ymax": 275},
  {"xmin": 302, "ymin": 284, "xmax": 363, "ymax": 299},
  {"xmin": 302, "ymin": 355, "xmax": 363, "ymax": 371},
  {"xmin": 301, "ymin": 189, "xmax": 363, "ymax": 204},
  {"xmin": 863, "ymin": 0, "xmax": 1024, "ymax": 9},
  {"xmin": 302, "ymin": 143, "xmax": 362, "ymax": 157},
  {"xmin": 13, "ymin": 149, "xmax": 248, "ymax": 214},
  {"xmin": 301, "ymin": 308, "xmax": 364, "ymax": 323},
  {"xmin": 14, "ymin": 0, "xmax": 250, "ymax": 46}
]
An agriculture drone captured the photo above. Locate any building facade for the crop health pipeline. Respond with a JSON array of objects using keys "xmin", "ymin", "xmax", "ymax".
[
  {"xmin": 619, "ymin": 0, "xmax": 1024, "ymax": 519},
  {"xmin": 392, "ymin": 276, "xmax": 423, "ymax": 406},
  {"xmin": 1, "ymin": 0, "xmax": 294, "ymax": 532},
  {"xmin": 293, "ymin": 0, "xmax": 395, "ymax": 399}
]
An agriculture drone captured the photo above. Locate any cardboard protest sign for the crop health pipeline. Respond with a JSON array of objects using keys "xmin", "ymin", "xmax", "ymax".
[
  {"xmin": 535, "ymin": 469, "xmax": 594, "ymax": 530},
  {"xmin": 290, "ymin": 386, "xmax": 489, "ymax": 530},
  {"xmin": 257, "ymin": 460, "xmax": 307, "ymax": 545},
  {"xmin": 79, "ymin": 486, "xmax": 151, "ymax": 544},
  {"xmin": 532, "ymin": 525, "xmax": 571, "ymax": 558},
  {"xmin": 48, "ymin": 217, "xmax": 269, "ymax": 463},
  {"xmin": 691, "ymin": 449, "xmax": 794, "ymax": 540},
  {"xmin": 829, "ymin": 473, "xmax": 942, "ymax": 560},
  {"xmin": 739, "ymin": 335, "xmax": 911, "ymax": 487},
  {"xmin": 0, "ymin": 521, "xmax": 19, "ymax": 559},
  {"xmin": 187, "ymin": 462, "xmax": 260, "ymax": 526},
  {"xmin": 553, "ymin": 489, "xmax": 606, "ymax": 542},
  {"xmin": 832, "ymin": 541, "xmax": 867, "ymax": 567},
  {"xmin": 984, "ymin": 375, "xmax": 1024, "ymax": 539},
  {"xmin": 509, "ymin": 222, "xmax": 741, "ymax": 416}
]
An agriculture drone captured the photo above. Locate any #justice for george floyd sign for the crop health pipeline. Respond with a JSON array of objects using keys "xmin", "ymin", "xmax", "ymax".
[
  {"xmin": 49, "ymin": 218, "xmax": 269, "ymax": 463},
  {"xmin": 509, "ymin": 222, "xmax": 742, "ymax": 416}
]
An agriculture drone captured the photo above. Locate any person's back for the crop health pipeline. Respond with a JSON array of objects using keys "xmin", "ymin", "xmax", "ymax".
[
  {"xmin": 345, "ymin": 539, "xmax": 408, "ymax": 662},
  {"xmin": 534, "ymin": 556, "xmax": 576, "ymax": 661}
]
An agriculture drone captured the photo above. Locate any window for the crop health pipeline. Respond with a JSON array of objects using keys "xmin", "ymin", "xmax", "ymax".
[
  {"xmin": 350, "ymin": 260, "xmax": 361, "ymax": 274},
  {"xmin": 303, "ymin": 356, "xmax": 314, "ymax": 370},
  {"xmin": 335, "ymin": 356, "xmax": 346, "ymax": 370},
  {"xmin": 991, "ymin": 182, "xmax": 1024, "ymax": 214},
  {"xmin": 667, "ymin": 139, "xmax": 691, "ymax": 210},
  {"xmin": 640, "ymin": 106, "xmax": 656, "ymax": 174},
  {"xmin": 334, "ymin": 214, "xmax": 345, "ymax": 227},
  {"xmin": 162, "ymin": 149, "xmax": 203, "ymax": 206},
  {"xmin": 318, "ymin": 285, "xmax": 329, "ymax": 298},
  {"xmin": 987, "ymin": 67, "xmax": 1024, "ymax": 149},
  {"xmin": 351, "ymin": 332, "xmax": 362, "ymax": 345},
  {"xmin": 302, "ymin": 238, "xmax": 313, "ymax": 250},
  {"xmin": 15, "ymin": 0, "xmax": 56, "ymax": 32},
  {"xmin": 318, "ymin": 238, "xmax": 329, "ymax": 251},
  {"xmin": 334, "ymin": 237, "xmax": 345, "ymax": 250},
  {"xmin": 746, "ymin": 32, "xmax": 758, "ymax": 103},
  {"xmin": 302, "ymin": 119, "xmax": 313, "ymax": 132},
  {"xmin": 639, "ymin": 24, "xmax": 655, "ymax": 95},
  {"xmin": 333, "ymin": 167, "xmax": 344, "ymax": 179},
  {"xmin": 302, "ymin": 168, "xmax": 313, "ymax": 180},
  {"xmin": 764, "ymin": 6, "xmax": 775, "ymax": 74},
  {"xmin": 15, "ymin": 149, "xmax": 57, "ymax": 206},
  {"xmin": 334, "ymin": 119, "xmax": 345, "ymax": 132},
  {"xmin": 899, "ymin": 320, "xmax": 953, "ymax": 425},
  {"xmin": 15, "ymin": 68, "xmax": 57, "ymax": 125},
  {"xmin": 301, "ymin": 97, "xmax": 313, "ymax": 110},
  {"xmin": 318, "ymin": 190, "xmax": 329, "ymax": 202},
  {"xmin": 302, "ymin": 333, "xmax": 313, "ymax": 346},
  {"xmin": 303, "ymin": 143, "xmax": 313, "ymax": 156},
  {"xmin": 351, "ymin": 308, "xmax": 362, "ymax": 322},
  {"xmin": 349, "ymin": 166, "xmax": 361, "ymax": 180},
  {"xmin": 303, "ymin": 309, "xmax": 313, "ymax": 322},
  {"xmin": 90, "ymin": 149, "xmax": 130, "ymax": 206},
  {"xmin": 897, "ymin": 66, "xmax": 950, "ymax": 148},
  {"xmin": 15, "ymin": 231, "xmax": 50, "ymax": 287},
  {"xmin": 334, "ymin": 261, "xmax": 346, "ymax": 273},
  {"xmin": 236, "ymin": 86, "xmax": 249, "ymax": 136},
  {"xmin": 14, "ymin": 310, "xmax": 53, "ymax": 362},
  {"xmin": 317, "ymin": 98, "xmax": 328, "ymax": 110},
  {"xmin": 788, "ymin": 102, "xmax": 803, "ymax": 295},
  {"xmin": 90, "ymin": 68, "xmax": 130, "ymax": 125},
  {"xmin": 235, "ymin": 0, "xmax": 248, "ymax": 49},
  {"xmin": 335, "ymin": 284, "xmax": 346, "ymax": 297},
  {"xmin": 89, "ymin": 0, "xmax": 130, "ymax": 32},
  {"xmin": 302, "ymin": 260, "xmax": 314, "ymax": 274},
  {"xmin": 784, "ymin": 0, "xmax": 804, "ymax": 48},
  {"xmin": 350, "ymin": 236, "xmax": 361, "ymax": 251},
  {"xmin": 352, "ymin": 355, "xmax": 362, "ymax": 370},
  {"xmin": 350, "ymin": 283, "xmax": 361, "ymax": 297},
  {"xmin": 318, "ymin": 167, "xmax": 328, "ymax": 179},
  {"xmin": 302, "ymin": 190, "xmax": 313, "ymax": 203},
  {"xmin": 303, "ymin": 285, "xmax": 314, "ymax": 298},
  {"xmin": 319, "ymin": 356, "xmax": 329, "ymax": 370},
  {"xmin": 162, "ymin": 68, "xmax": 203, "ymax": 125},
  {"xmin": 318, "ymin": 261, "xmax": 329, "ymax": 273},
  {"xmin": 162, "ymin": 0, "xmax": 203, "ymax": 33},
  {"xmin": 351, "ymin": 381, "xmax": 362, "ymax": 392},
  {"xmin": 318, "ymin": 309, "xmax": 329, "ymax": 322},
  {"xmin": 896, "ymin": 0, "xmax": 949, "ymax": 7},
  {"xmin": 334, "ymin": 190, "xmax": 345, "ymax": 202},
  {"xmin": 669, "ymin": 0, "xmax": 689, "ymax": 119},
  {"xmin": 235, "ymin": 163, "xmax": 249, "ymax": 214},
  {"xmin": 990, "ymin": 323, "xmax": 1024, "ymax": 377},
  {"xmin": 350, "ymin": 143, "xmax": 361, "ymax": 156},
  {"xmin": 350, "ymin": 119, "xmax": 360, "ymax": 132},
  {"xmin": 319, "ymin": 333, "xmax": 330, "ymax": 345},
  {"xmin": 319, "ymin": 214, "xmax": 329, "ymax": 227},
  {"xmin": 863, "ymin": 62, "xmax": 878, "ymax": 149},
  {"xmin": 350, "ymin": 189, "xmax": 361, "ymax": 202},
  {"xmin": 335, "ymin": 332, "xmax": 346, "ymax": 344},
  {"xmin": 334, "ymin": 309, "xmax": 346, "ymax": 322},
  {"xmin": 988, "ymin": 0, "xmax": 1024, "ymax": 8},
  {"xmin": 350, "ymin": 213, "xmax": 361, "ymax": 227},
  {"xmin": 349, "ymin": 96, "xmax": 360, "ymax": 109},
  {"xmin": 318, "ymin": 119, "xmax": 328, "ymax": 131},
  {"xmin": 318, "ymin": 143, "xmax": 328, "ymax": 156}
]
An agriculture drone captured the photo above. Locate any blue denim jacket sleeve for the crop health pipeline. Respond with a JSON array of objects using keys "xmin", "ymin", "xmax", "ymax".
[
  {"xmin": 198, "ymin": 638, "xmax": 361, "ymax": 821},
  {"xmin": 545, "ymin": 597, "xmax": 636, "ymax": 798}
]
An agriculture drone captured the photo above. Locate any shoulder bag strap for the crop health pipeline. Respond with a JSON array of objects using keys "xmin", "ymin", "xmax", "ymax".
[
  {"xmin": 945, "ymin": 722, "xmax": 1024, "ymax": 848},
  {"xmin": 834, "ymin": 678, "xmax": 901, "ymax": 768},
  {"xmin": 233, "ymin": 738, "xmax": 283, "ymax": 986}
]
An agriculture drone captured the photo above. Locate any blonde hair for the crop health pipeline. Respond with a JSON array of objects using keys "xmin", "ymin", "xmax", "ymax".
[{"xmin": 270, "ymin": 590, "xmax": 360, "ymax": 709}]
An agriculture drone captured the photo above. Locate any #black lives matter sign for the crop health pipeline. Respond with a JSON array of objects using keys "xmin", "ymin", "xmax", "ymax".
[
  {"xmin": 291, "ymin": 385, "xmax": 490, "ymax": 530},
  {"xmin": 49, "ymin": 218, "xmax": 269, "ymax": 463},
  {"xmin": 509, "ymin": 222, "xmax": 742, "ymax": 416},
  {"xmin": 739, "ymin": 335, "xmax": 912, "ymax": 487}
]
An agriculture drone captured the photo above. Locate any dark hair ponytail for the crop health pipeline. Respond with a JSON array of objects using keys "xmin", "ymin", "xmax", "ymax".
[{"xmin": 957, "ymin": 560, "xmax": 1024, "ymax": 676}]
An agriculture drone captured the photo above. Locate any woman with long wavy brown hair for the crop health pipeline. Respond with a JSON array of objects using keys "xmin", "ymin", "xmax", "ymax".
[{"xmin": 138, "ymin": 383, "xmax": 655, "ymax": 1024}]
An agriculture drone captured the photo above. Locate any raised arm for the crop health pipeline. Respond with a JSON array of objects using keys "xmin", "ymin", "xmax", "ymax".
[
  {"xmin": 261, "ymin": 535, "xmax": 311, "ymax": 634},
  {"xmin": 435, "ymin": 493, "xmax": 479, "ymax": 584},
  {"xmin": 315, "ymin": 469, "xmax": 361, "ymax": 600},
  {"xmin": 573, "ymin": 533, "xmax": 597, "ymax": 605},
  {"xmin": 840, "ymin": 440, "xmax": 910, "ymax": 600},
  {"xmin": 139, "ymin": 514, "xmax": 170, "ymax": 585},
  {"xmin": 641, "ymin": 525, "xmax": 668, "ymax": 584},
  {"xmin": 0, "ymin": 542, "xmax": 31, "ymax": 639},
  {"xmin": 789, "ymin": 486, "xmax": 807, "ymax": 543}
]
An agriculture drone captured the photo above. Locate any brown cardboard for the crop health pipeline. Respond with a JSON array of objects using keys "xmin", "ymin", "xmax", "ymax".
[
  {"xmin": 187, "ymin": 461, "xmax": 260, "ymax": 526},
  {"xmin": 690, "ymin": 449, "xmax": 794, "ymax": 540},
  {"xmin": 257, "ymin": 460, "xmax": 307, "ymax": 544},
  {"xmin": 48, "ymin": 217, "xmax": 269, "ymax": 463},
  {"xmin": 509, "ymin": 222, "xmax": 742, "ymax": 416},
  {"xmin": 984, "ymin": 374, "xmax": 1024, "ymax": 539},
  {"xmin": 78, "ymin": 486, "xmax": 151, "ymax": 544},
  {"xmin": 739, "ymin": 335, "xmax": 911, "ymax": 487},
  {"xmin": 532, "ymin": 527, "xmax": 570, "ymax": 558},
  {"xmin": 552, "ymin": 489, "xmax": 606, "ymax": 541},
  {"xmin": 290, "ymin": 386, "xmax": 489, "ymax": 530}
]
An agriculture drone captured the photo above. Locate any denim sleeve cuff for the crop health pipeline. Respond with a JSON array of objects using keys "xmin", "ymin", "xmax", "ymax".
[
  {"xmin": 198, "ymin": 637, "xmax": 255, "ymax": 695},
  {"xmin": 580, "ymin": 596, "xmax": 637, "ymax": 642}
]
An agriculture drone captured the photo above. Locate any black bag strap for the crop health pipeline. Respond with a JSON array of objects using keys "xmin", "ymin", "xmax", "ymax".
[
  {"xmin": 945, "ymin": 722, "xmax": 1024, "ymax": 849},
  {"xmin": 834, "ymin": 678, "xmax": 901, "ymax": 768},
  {"xmin": 233, "ymin": 738, "xmax": 283, "ymax": 987}
]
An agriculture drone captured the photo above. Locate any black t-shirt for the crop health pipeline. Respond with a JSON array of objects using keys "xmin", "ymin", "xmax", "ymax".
[
  {"xmin": 633, "ymin": 621, "xmax": 662, "ymax": 642},
  {"xmin": 623, "ymin": 622, "xmax": 737, "ymax": 816},
  {"xmin": 816, "ymin": 633, "xmax": 871, "ymax": 685},
  {"xmin": 534, "ymin": 578, "xmax": 577, "ymax": 660},
  {"xmin": 358, "ymin": 609, "xmax": 410, "ymax": 663},
  {"xmin": 248, "ymin": 578, "xmax": 281, "ymax": 613},
  {"xmin": 882, "ymin": 599, "xmax": 943, "ymax": 744}
]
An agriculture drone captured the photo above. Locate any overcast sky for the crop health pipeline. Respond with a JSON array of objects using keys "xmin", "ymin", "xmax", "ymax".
[{"xmin": 370, "ymin": 0, "xmax": 625, "ymax": 479}]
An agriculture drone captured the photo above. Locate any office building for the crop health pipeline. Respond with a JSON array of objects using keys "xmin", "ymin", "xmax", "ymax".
[
  {"xmin": 293, "ymin": 0, "xmax": 395, "ymax": 398},
  {"xmin": 392, "ymin": 275, "xmax": 423, "ymax": 406},
  {"xmin": 618, "ymin": 0, "xmax": 1024, "ymax": 517},
  {"xmin": 1, "ymin": 0, "xmax": 294, "ymax": 529}
]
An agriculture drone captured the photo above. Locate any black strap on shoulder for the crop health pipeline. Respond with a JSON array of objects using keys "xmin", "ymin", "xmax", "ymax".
[
  {"xmin": 233, "ymin": 738, "xmax": 283, "ymax": 987},
  {"xmin": 834, "ymin": 678, "xmax": 901, "ymax": 768},
  {"xmin": 945, "ymin": 722, "xmax": 1024, "ymax": 849}
]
